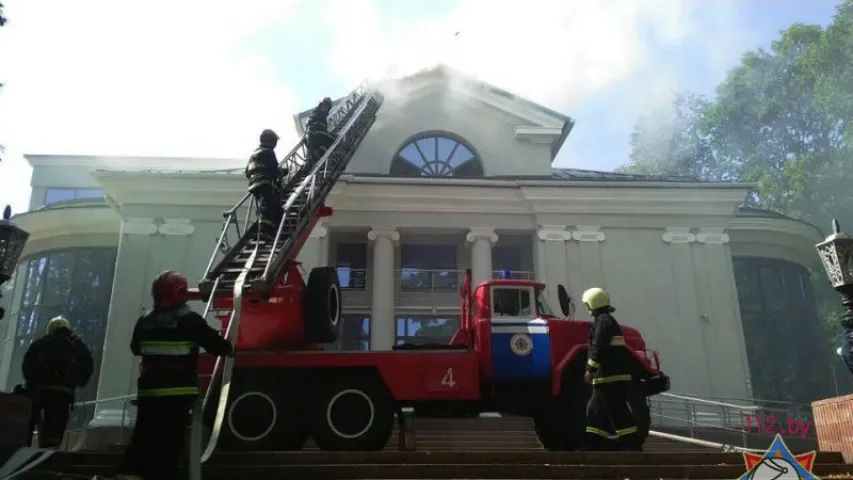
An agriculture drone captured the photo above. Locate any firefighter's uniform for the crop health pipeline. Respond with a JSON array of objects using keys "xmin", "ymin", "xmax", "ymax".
[
  {"xmin": 117, "ymin": 271, "xmax": 235, "ymax": 480},
  {"xmin": 305, "ymin": 97, "xmax": 337, "ymax": 170},
  {"xmin": 246, "ymin": 129, "xmax": 285, "ymax": 238},
  {"xmin": 22, "ymin": 316, "xmax": 94, "ymax": 448},
  {"xmin": 581, "ymin": 287, "xmax": 641, "ymax": 451}
]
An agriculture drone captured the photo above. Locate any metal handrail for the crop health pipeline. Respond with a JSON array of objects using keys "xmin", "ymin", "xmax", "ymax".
[{"xmin": 658, "ymin": 392, "xmax": 760, "ymax": 411}]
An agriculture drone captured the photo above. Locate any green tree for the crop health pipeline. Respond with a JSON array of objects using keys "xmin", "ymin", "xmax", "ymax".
[
  {"xmin": 620, "ymin": 4, "xmax": 853, "ymax": 399},
  {"xmin": 0, "ymin": 3, "xmax": 6, "ymax": 27},
  {"xmin": 618, "ymin": 93, "xmax": 723, "ymax": 179}
]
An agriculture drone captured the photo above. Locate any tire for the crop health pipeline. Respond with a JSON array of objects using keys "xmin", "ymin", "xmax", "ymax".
[
  {"xmin": 304, "ymin": 267, "xmax": 342, "ymax": 344},
  {"xmin": 308, "ymin": 374, "xmax": 395, "ymax": 451},
  {"xmin": 533, "ymin": 367, "xmax": 590, "ymax": 451},
  {"xmin": 214, "ymin": 373, "xmax": 308, "ymax": 452}
]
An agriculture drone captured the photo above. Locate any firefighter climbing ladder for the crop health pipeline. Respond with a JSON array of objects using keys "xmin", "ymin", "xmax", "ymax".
[{"xmin": 188, "ymin": 82, "xmax": 385, "ymax": 479}]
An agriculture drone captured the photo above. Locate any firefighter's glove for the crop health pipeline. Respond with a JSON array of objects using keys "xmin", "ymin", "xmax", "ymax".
[{"xmin": 583, "ymin": 370, "xmax": 593, "ymax": 385}]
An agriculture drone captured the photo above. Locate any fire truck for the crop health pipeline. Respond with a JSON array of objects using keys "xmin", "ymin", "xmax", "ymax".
[{"xmin": 189, "ymin": 81, "xmax": 670, "ymax": 458}]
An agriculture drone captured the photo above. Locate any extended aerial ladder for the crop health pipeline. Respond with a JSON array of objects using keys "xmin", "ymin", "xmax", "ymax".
[{"xmin": 187, "ymin": 82, "xmax": 385, "ymax": 476}]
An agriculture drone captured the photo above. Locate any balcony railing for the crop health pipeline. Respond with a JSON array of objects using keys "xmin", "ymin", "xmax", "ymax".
[{"xmin": 334, "ymin": 268, "xmax": 536, "ymax": 290}]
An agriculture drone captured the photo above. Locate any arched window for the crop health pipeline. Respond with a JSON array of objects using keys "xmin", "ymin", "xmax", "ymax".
[
  {"xmin": 390, "ymin": 134, "xmax": 484, "ymax": 177},
  {"xmin": 7, "ymin": 247, "xmax": 117, "ymax": 428}
]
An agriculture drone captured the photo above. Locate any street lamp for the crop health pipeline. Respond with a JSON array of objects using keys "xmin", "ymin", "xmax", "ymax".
[
  {"xmin": 816, "ymin": 219, "xmax": 853, "ymax": 317},
  {"xmin": 0, "ymin": 205, "xmax": 29, "ymax": 321}
]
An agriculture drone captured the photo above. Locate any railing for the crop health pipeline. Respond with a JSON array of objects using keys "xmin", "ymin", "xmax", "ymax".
[{"xmin": 650, "ymin": 391, "xmax": 816, "ymax": 450}]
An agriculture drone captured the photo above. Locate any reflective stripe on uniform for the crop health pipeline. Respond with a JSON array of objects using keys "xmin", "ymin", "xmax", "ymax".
[
  {"xmin": 139, "ymin": 341, "xmax": 194, "ymax": 356},
  {"xmin": 587, "ymin": 358, "xmax": 602, "ymax": 369},
  {"xmin": 591, "ymin": 374, "xmax": 632, "ymax": 385},
  {"xmin": 585, "ymin": 426, "xmax": 611, "ymax": 438},
  {"xmin": 610, "ymin": 335, "xmax": 625, "ymax": 346},
  {"xmin": 616, "ymin": 426, "xmax": 638, "ymax": 437},
  {"xmin": 137, "ymin": 386, "xmax": 199, "ymax": 396}
]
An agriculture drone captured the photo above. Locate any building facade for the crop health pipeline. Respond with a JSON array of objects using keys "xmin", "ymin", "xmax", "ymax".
[{"xmin": 0, "ymin": 67, "xmax": 831, "ymax": 439}]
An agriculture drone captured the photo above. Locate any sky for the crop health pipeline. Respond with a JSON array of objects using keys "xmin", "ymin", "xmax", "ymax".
[{"xmin": 0, "ymin": 0, "xmax": 843, "ymax": 215}]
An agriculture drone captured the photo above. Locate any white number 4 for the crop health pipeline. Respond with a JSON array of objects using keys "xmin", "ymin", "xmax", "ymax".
[{"xmin": 441, "ymin": 368, "xmax": 456, "ymax": 388}]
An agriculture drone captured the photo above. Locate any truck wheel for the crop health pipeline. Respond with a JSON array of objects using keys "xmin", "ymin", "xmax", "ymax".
[
  {"xmin": 309, "ymin": 375, "xmax": 394, "ymax": 451},
  {"xmin": 218, "ymin": 376, "xmax": 308, "ymax": 451},
  {"xmin": 534, "ymin": 373, "xmax": 590, "ymax": 450},
  {"xmin": 304, "ymin": 267, "xmax": 342, "ymax": 344}
]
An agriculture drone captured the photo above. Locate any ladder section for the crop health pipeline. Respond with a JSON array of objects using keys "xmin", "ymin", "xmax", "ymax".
[{"xmin": 198, "ymin": 83, "xmax": 383, "ymax": 301}]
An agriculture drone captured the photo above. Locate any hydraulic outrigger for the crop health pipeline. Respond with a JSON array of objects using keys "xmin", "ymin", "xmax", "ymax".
[{"xmin": 187, "ymin": 81, "xmax": 385, "ymax": 479}]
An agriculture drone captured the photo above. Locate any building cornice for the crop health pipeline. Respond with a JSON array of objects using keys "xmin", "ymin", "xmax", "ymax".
[
  {"xmin": 728, "ymin": 216, "xmax": 823, "ymax": 243},
  {"xmin": 91, "ymin": 169, "xmax": 750, "ymax": 218},
  {"xmin": 515, "ymin": 127, "xmax": 563, "ymax": 145},
  {"xmin": 12, "ymin": 204, "xmax": 120, "ymax": 239},
  {"xmin": 26, "ymin": 154, "xmax": 242, "ymax": 170}
]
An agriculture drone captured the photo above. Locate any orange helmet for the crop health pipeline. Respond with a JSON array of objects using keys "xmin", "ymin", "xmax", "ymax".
[{"xmin": 152, "ymin": 270, "xmax": 190, "ymax": 308}]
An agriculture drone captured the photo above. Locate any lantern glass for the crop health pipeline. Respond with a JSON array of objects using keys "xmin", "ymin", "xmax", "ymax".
[
  {"xmin": 816, "ymin": 219, "xmax": 853, "ymax": 289},
  {"xmin": 0, "ymin": 206, "xmax": 29, "ymax": 283}
]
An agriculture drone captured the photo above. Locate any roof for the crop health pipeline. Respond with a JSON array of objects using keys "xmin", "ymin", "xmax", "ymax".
[
  {"xmin": 735, "ymin": 206, "xmax": 824, "ymax": 236},
  {"xmin": 292, "ymin": 64, "xmax": 575, "ymax": 160}
]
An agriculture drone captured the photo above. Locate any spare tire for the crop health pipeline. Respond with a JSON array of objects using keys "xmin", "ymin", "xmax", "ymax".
[{"xmin": 304, "ymin": 267, "xmax": 342, "ymax": 343}]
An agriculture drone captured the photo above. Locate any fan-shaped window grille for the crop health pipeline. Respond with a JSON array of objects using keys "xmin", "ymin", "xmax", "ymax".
[{"xmin": 390, "ymin": 134, "xmax": 484, "ymax": 177}]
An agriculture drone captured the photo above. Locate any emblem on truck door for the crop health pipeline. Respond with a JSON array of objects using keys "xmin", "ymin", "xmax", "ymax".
[{"xmin": 509, "ymin": 333, "xmax": 533, "ymax": 356}]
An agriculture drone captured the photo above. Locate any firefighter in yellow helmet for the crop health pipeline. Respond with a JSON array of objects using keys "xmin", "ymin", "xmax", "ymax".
[
  {"xmin": 21, "ymin": 316, "xmax": 94, "ymax": 448},
  {"xmin": 581, "ymin": 287, "xmax": 641, "ymax": 451}
]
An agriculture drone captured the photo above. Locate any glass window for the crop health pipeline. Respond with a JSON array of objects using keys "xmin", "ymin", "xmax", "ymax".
[
  {"xmin": 492, "ymin": 245, "xmax": 523, "ymax": 278},
  {"xmin": 44, "ymin": 188, "xmax": 105, "ymax": 206},
  {"xmin": 400, "ymin": 244, "xmax": 458, "ymax": 290},
  {"xmin": 336, "ymin": 243, "xmax": 367, "ymax": 289},
  {"xmin": 758, "ymin": 266, "xmax": 785, "ymax": 311},
  {"xmin": 335, "ymin": 314, "xmax": 370, "ymax": 351},
  {"xmin": 395, "ymin": 315, "xmax": 460, "ymax": 345},
  {"xmin": 390, "ymin": 134, "xmax": 484, "ymax": 177},
  {"xmin": 7, "ymin": 247, "xmax": 118, "ymax": 429},
  {"xmin": 536, "ymin": 288, "xmax": 555, "ymax": 317},
  {"xmin": 44, "ymin": 188, "xmax": 76, "ymax": 205},
  {"xmin": 492, "ymin": 287, "xmax": 533, "ymax": 318}
]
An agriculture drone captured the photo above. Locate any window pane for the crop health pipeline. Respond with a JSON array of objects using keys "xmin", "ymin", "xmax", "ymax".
[
  {"xmin": 44, "ymin": 188, "xmax": 76, "ymax": 205},
  {"xmin": 336, "ymin": 243, "xmax": 367, "ymax": 289},
  {"xmin": 75, "ymin": 188, "xmax": 105, "ymax": 200},
  {"xmin": 758, "ymin": 266, "xmax": 785, "ymax": 311},
  {"xmin": 493, "ymin": 246, "xmax": 522, "ymax": 273},
  {"xmin": 395, "ymin": 316, "xmax": 460, "ymax": 345},
  {"xmin": 21, "ymin": 256, "xmax": 48, "ymax": 307},
  {"xmin": 437, "ymin": 137, "xmax": 456, "ymax": 161},
  {"xmin": 401, "ymin": 245, "xmax": 456, "ymax": 269},
  {"xmin": 339, "ymin": 315, "xmax": 370, "ymax": 351},
  {"xmin": 493, "ymin": 288, "xmax": 533, "ymax": 317},
  {"xmin": 415, "ymin": 138, "xmax": 436, "ymax": 161},
  {"xmin": 43, "ymin": 251, "xmax": 76, "ymax": 307},
  {"xmin": 782, "ymin": 268, "xmax": 805, "ymax": 309}
]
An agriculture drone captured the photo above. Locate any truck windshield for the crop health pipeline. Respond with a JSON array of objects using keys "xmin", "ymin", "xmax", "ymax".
[{"xmin": 536, "ymin": 289, "xmax": 556, "ymax": 317}]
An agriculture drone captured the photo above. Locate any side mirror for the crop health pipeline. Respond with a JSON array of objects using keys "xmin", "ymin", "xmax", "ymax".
[{"xmin": 557, "ymin": 284, "xmax": 571, "ymax": 317}]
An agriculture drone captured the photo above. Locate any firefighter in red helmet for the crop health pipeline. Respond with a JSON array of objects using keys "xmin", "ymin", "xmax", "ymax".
[
  {"xmin": 305, "ymin": 96, "xmax": 337, "ymax": 171},
  {"xmin": 115, "ymin": 271, "xmax": 235, "ymax": 480}
]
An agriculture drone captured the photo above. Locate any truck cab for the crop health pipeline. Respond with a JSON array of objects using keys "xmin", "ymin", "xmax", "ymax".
[{"xmin": 437, "ymin": 272, "xmax": 670, "ymax": 449}]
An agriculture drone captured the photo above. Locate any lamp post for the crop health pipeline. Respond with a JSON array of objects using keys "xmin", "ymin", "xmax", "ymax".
[
  {"xmin": 816, "ymin": 219, "xmax": 853, "ymax": 322},
  {"xmin": 816, "ymin": 219, "xmax": 853, "ymax": 376},
  {"xmin": 0, "ymin": 205, "xmax": 29, "ymax": 321}
]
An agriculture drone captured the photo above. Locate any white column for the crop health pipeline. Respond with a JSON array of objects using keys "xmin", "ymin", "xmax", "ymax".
[
  {"xmin": 466, "ymin": 228, "xmax": 499, "ymax": 287},
  {"xmin": 535, "ymin": 225, "xmax": 573, "ymax": 313},
  {"xmin": 87, "ymin": 217, "xmax": 158, "ymax": 449},
  {"xmin": 367, "ymin": 229, "xmax": 399, "ymax": 351}
]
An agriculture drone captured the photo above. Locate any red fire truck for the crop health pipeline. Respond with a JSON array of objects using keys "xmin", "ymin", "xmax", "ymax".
[{"xmin": 191, "ymin": 82, "xmax": 670, "ymax": 456}]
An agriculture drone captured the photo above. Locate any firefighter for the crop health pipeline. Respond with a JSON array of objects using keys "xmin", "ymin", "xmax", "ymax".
[
  {"xmin": 22, "ymin": 316, "xmax": 94, "ymax": 448},
  {"xmin": 581, "ymin": 287, "xmax": 642, "ymax": 451},
  {"xmin": 305, "ymin": 97, "xmax": 337, "ymax": 171},
  {"xmin": 246, "ymin": 128, "xmax": 287, "ymax": 239},
  {"xmin": 116, "ymin": 270, "xmax": 235, "ymax": 480}
]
